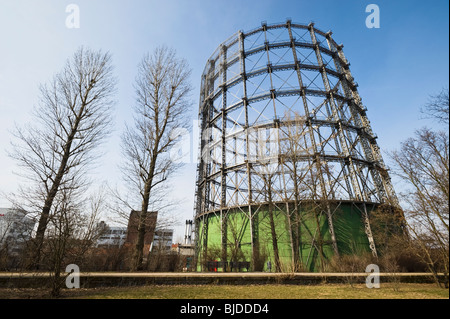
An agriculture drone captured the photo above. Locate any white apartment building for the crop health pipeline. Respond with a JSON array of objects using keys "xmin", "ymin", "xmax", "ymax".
[{"xmin": 0, "ymin": 208, "xmax": 35, "ymax": 256}]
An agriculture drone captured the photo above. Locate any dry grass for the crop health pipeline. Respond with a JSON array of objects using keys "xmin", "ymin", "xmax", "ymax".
[{"xmin": 0, "ymin": 283, "xmax": 447, "ymax": 299}]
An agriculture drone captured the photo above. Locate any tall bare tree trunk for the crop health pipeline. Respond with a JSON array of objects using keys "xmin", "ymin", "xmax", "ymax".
[
  {"xmin": 120, "ymin": 46, "xmax": 192, "ymax": 271},
  {"xmin": 9, "ymin": 47, "xmax": 116, "ymax": 269},
  {"xmin": 133, "ymin": 155, "xmax": 157, "ymax": 270},
  {"xmin": 262, "ymin": 174, "xmax": 281, "ymax": 272}
]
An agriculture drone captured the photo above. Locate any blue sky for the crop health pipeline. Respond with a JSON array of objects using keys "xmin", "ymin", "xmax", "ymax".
[{"xmin": 0, "ymin": 0, "xmax": 448, "ymax": 240}]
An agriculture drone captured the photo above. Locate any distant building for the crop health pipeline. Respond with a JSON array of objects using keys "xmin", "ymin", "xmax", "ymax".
[
  {"xmin": 174, "ymin": 243, "xmax": 195, "ymax": 256},
  {"xmin": 0, "ymin": 208, "xmax": 35, "ymax": 256},
  {"xmin": 151, "ymin": 228, "xmax": 173, "ymax": 251},
  {"xmin": 184, "ymin": 220, "xmax": 193, "ymax": 245},
  {"xmin": 176, "ymin": 220, "xmax": 195, "ymax": 256},
  {"xmin": 178, "ymin": 220, "xmax": 195, "ymax": 271},
  {"xmin": 124, "ymin": 210, "xmax": 158, "ymax": 255},
  {"xmin": 95, "ymin": 221, "xmax": 127, "ymax": 248}
]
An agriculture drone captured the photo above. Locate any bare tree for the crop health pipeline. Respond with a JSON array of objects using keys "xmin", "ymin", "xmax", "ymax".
[
  {"xmin": 252, "ymin": 135, "xmax": 282, "ymax": 272},
  {"xmin": 261, "ymin": 171, "xmax": 282, "ymax": 272},
  {"xmin": 44, "ymin": 187, "xmax": 106, "ymax": 297},
  {"xmin": 279, "ymin": 112, "xmax": 309, "ymax": 271},
  {"xmin": 121, "ymin": 46, "xmax": 192, "ymax": 271},
  {"xmin": 226, "ymin": 213, "xmax": 248, "ymax": 267},
  {"xmin": 278, "ymin": 113, "xmax": 333, "ymax": 272},
  {"xmin": 8, "ymin": 47, "xmax": 116, "ymax": 269},
  {"xmin": 420, "ymin": 87, "xmax": 449, "ymax": 125},
  {"xmin": 390, "ymin": 88, "xmax": 449, "ymax": 288}
]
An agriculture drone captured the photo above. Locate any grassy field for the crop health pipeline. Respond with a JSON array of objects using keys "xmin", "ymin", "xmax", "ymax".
[{"xmin": 0, "ymin": 283, "xmax": 447, "ymax": 299}]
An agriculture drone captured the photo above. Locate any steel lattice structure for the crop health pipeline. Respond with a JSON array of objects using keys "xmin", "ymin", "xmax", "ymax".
[{"xmin": 194, "ymin": 20, "xmax": 398, "ymax": 272}]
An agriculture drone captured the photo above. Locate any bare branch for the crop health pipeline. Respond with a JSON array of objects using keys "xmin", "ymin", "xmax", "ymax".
[{"xmin": 420, "ymin": 87, "xmax": 449, "ymax": 125}]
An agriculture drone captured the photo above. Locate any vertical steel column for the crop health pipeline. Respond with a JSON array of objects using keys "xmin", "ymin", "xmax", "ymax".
[
  {"xmin": 287, "ymin": 21, "xmax": 333, "ymax": 260},
  {"xmin": 220, "ymin": 44, "xmax": 228, "ymax": 266},
  {"xmin": 307, "ymin": 22, "xmax": 339, "ymax": 256},
  {"xmin": 239, "ymin": 30, "xmax": 259, "ymax": 271},
  {"xmin": 261, "ymin": 21, "xmax": 278, "ymax": 119},
  {"xmin": 362, "ymin": 203, "xmax": 378, "ymax": 257}
]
